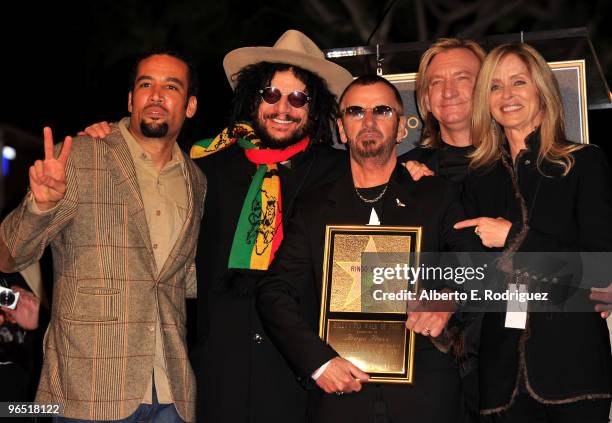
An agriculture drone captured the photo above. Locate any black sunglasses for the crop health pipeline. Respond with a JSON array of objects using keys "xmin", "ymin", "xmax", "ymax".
[
  {"xmin": 259, "ymin": 86, "xmax": 311, "ymax": 108},
  {"xmin": 342, "ymin": 105, "xmax": 397, "ymax": 120}
]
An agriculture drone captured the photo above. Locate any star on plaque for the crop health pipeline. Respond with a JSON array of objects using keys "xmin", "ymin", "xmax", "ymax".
[{"xmin": 335, "ymin": 236, "xmax": 380, "ymax": 311}]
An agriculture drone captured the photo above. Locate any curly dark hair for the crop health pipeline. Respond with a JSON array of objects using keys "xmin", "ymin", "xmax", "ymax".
[{"xmin": 228, "ymin": 62, "xmax": 338, "ymax": 145}]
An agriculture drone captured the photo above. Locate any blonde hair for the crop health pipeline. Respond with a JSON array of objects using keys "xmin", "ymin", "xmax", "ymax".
[
  {"xmin": 416, "ymin": 38, "xmax": 486, "ymax": 148},
  {"xmin": 470, "ymin": 43, "xmax": 582, "ymax": 175}
]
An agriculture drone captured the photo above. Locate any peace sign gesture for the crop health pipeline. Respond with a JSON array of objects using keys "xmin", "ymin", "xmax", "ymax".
[{"xmin": 29, "ymin": 127, "xmax": 73, "ymax": 211}]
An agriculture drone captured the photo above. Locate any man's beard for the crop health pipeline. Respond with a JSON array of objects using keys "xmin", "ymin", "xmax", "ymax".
[
  {"xmin": 141, "ymin": 121, "xmax": 169, "ymax": 138},
  {"xmin": 253, "ymin": 113, "xmax": 312, "ymax": 149},
  {"xmin": 349, "ymin": 128, "xmax": 397, "ymax": 163}
]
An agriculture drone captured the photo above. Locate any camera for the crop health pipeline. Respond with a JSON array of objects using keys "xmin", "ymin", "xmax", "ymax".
[{"xmin": 0, "ymin": 286, "xmax": 20, "ymax": 310}]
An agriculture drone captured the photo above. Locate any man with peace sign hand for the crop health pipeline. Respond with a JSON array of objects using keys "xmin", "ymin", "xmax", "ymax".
[{"xmin": 0, "ymin": 51, "xmax": 205, "ymax": 422}]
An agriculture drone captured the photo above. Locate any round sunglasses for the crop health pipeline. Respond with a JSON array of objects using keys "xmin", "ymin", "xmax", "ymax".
[
  {"xmin": 342, "ymin": 105, "xmax": 397, "ymax": 120},
  {"xmin": 342, "ymin": 104, "xmax": 397, "ymax": 120},
  {"xmin": 259, "ymin": 86, "xmax": 311, "ymax": 108}
]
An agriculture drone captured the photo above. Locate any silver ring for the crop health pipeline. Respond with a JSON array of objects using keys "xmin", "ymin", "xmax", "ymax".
[
  {"xmin": 335, "ymin": 391, "xmax": 344, "ymax": 396},
  {"xmin": 424, "ymin": 327, "xmax": 432, "ymax": 336}
]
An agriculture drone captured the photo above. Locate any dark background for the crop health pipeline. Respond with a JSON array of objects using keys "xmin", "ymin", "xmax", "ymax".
[{"xmin": 0, "ymin": 0, "xmax": 610, "ymax": 154}]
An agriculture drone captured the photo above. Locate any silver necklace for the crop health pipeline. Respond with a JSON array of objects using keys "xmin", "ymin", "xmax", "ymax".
[{"xmin": 354, "ymin": 184, "xmax": 388, "ymax": 203}]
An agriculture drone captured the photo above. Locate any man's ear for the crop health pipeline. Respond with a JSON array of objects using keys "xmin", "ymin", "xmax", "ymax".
[
  {"xmin": 424, "ymin": 93, "xmax": 431, "ymax": 112},
  {"xmin": 336, "ymin": 118, "xmax": 348, "ymax": 145},
  {"xmin": 128, "ymin": 92, "xmax": 133, "ymax": 113},
  {"xmin": 397, "ymin": 115, "xmax": 408, "ymax": 142},
  {"xmin": 186, "ymin": 96, "xmax": 197, "ymax": 118}
]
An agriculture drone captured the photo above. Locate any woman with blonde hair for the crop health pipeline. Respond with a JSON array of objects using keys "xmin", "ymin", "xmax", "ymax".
[{"xmin": 455, "ymin": 43, "xmax": 612, "ymax": 422}]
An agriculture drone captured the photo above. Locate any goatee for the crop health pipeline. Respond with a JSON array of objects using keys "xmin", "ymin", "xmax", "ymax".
[
  {"xmin": 141, "ymin": 121, "xmax": 169, "ymax": 138},
  {"xmin": 349, "ymin": 129, "xmax": 397, "ymax": 163}
]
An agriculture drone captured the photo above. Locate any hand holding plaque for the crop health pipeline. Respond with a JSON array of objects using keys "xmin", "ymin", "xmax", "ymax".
[
  {"xmin": 315, "ymin": 357, "xmax": 370, "ymax": 394},
  {"xmin": 405, "ymin": 288, "xmax": 456, "ymax": 337},
  {"xmin": 319, "ymin": 225, "xmax": 422, "ymax": 384}
]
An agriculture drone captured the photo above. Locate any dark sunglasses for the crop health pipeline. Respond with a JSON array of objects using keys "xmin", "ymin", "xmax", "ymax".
[
  {"xmin": 342, "ymin": 105, "xmax": 397, "ymax": 120},
  {"xmin": 259, "ymin": 86, "xmax": 311, "ymax": 108}
]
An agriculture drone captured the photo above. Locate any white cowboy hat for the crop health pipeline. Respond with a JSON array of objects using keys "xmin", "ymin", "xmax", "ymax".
[{"xmin": 223, "ymin": 29, "xmax": 353, "ymax": 97}]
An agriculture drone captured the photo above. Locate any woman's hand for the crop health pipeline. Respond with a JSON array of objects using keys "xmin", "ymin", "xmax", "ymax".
[
  {"xmin": 454, "ymin": 217, "xmax": 512, "ymax": 248},
  {"xmin": 590, "ymin": 283, "xmax": 612, "ymax": 319}
]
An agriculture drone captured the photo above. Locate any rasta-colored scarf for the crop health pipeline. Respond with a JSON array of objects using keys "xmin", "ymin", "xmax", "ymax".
[{"xmin": 190, "ymin": 122, "xmax": 309, "ymax": 271}]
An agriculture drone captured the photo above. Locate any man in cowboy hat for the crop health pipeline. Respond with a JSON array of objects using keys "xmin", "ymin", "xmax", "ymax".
[
  {"xmin": 79, "ymin": 30, "xmax": 353, "ymax": 422},
  {"xmin": 189, "ymin": 30, "xmax": 353, "ymax": 423},
  {"xmin": 185, "ymin": 29, "xmax": 354, "ymax": 423}
]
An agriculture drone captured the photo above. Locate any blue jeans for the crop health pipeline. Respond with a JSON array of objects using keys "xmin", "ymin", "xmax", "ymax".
[{"xmin": 53, "ymin": 383, "xmax": 185, "ymax": 423}]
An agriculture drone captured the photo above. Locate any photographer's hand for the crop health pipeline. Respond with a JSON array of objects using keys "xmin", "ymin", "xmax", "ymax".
[{"xmin": 0, "ymin": 286, "xmax": 40, "ymax": 330}]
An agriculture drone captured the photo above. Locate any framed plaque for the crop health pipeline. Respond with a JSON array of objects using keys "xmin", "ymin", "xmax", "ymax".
[
  {"xmin": 318, "ymin": 225, "xmax": 422, "ymax": 384},
  {"xmin": 548, "ymin": 60, "xmax": 589, "ymax": 144}
]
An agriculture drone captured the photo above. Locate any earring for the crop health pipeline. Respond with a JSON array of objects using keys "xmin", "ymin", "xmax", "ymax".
[{"xmin": 490, "ymin": 119, "xmax": 498, "ymax": 137}]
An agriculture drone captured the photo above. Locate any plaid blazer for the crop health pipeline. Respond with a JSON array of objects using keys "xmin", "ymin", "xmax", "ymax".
[{"xmin": 0, "ymin": 127, "xmax": 206, "ymax": 421}]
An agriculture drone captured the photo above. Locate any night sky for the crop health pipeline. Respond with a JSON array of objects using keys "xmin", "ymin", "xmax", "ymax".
[{"xmin": 1, "ymin": 0, "xmax": 610, "ymax": 185}]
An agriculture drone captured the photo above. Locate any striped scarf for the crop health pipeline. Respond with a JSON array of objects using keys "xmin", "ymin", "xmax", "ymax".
[{"xmin": 190, "ymin": 122, "xmax": 309, "ymax": 270}]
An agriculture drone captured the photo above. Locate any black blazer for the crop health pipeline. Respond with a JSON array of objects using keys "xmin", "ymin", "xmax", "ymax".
[
  {"xmin": 462, "ymin": 136, "xmax": 612, "ymax": 412},
  {"xmin": 399, "ymin": 144, "xmax": 475, "ymax": 187},
  {"xmin": 257, "ymin": 165, "xmax": 480, "ymax": 422},
  {"xmin": 192, "ymin": 143, "xmax": 349, "ymax": 423},
  {"xmin": 398, "ymin": 146, "xmax": 441, "ymax": 172}
]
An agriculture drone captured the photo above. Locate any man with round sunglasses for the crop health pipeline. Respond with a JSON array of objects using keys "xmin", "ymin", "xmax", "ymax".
[
  {"xmin": 256, "ymin": 74, "xmax": 480, "ymax": 423},
  {"xmin": 187, "ymin": 30, "xmax": 354, "ymax": 423},
  {"xmin": 189, "ymin": 30, "xmax": 353, "ymax": 423}
]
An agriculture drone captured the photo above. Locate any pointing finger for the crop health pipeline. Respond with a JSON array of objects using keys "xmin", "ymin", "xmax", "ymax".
[{"xmin": 454, "ymin": 218, "xmax": 480, "ymax": 230}]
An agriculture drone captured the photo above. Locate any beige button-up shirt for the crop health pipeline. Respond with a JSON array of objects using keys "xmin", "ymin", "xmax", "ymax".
[{"xmin": 120, "ymin": 118, "xmax": 188, "ymax": 405}]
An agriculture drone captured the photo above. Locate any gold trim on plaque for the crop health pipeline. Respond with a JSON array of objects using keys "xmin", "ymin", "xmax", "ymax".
[
  {"xmin": 319, "ymin": 225, "xmax": 422, "ymax": 384},
  {"xmin": 548, "ymin": 60, "xmax": 589, "ymax": 144},
  {"xmin": 382, "ymin": 72, "xmax": 417, "ymax": 83}
]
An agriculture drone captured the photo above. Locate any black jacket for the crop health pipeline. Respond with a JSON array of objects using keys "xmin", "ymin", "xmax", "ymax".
[
  {"xmin": 399, "ymin": 144, "xmax": 475, "ymax": 186},
  {"xmin": 192, "ymin": 142, "xmax": 348, "ymax": 423},
  {"xmin": 256, "ymin": 165, "xmax": 480, "ymax": 422},
  {"xmin": 462, "ymin": 133, "xmax": 612, "ymax": 413}
]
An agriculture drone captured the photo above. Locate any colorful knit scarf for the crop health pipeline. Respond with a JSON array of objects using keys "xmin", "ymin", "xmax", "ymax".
[{"xmin": 190, "ymin": 122, "xmax": 310, "ymax": 270}]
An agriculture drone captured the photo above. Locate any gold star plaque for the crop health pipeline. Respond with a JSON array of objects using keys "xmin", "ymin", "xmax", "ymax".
[{"xmin": 319, "ymin": 225, "xmax": 422, "ymax": 384}]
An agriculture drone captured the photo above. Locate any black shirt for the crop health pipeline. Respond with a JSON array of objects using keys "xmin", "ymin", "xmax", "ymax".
[{"xmin": 352, "ymin": 183, "xmax": 387, "ymax": 224}]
